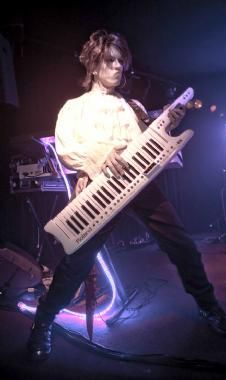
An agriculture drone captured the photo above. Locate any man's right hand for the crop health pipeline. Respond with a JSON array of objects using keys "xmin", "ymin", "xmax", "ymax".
[
  {"xmin": 101, "ymin": 144, "xmax": 129, "ymax": 178},
  {"xmin": 75, "ymin": 172, "xmax": 90, "ymax": 197}
]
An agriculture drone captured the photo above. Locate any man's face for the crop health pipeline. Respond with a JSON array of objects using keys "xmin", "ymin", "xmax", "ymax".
[{"xmin": 95, "ymin": 45, "xmax": 124, "ymax": 90}]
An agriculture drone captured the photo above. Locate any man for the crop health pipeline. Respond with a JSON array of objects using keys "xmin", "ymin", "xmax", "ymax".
[{"xmin": 27, "ymin": 29, "xmax": 226, "ymax": 361}]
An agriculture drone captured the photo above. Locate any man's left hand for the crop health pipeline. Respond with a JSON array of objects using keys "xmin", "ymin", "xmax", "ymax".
[{"xmin": 164, "ymin": 104, "xmax": 186, "ymax": 130}]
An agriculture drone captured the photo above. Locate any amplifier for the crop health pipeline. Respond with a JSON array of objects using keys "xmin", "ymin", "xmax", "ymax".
[{"xmin": 10, "ymin": 176, "xmax": 67, "ymax": 193}]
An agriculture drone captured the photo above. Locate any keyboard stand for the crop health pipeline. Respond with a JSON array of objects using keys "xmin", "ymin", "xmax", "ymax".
[
  {"xmin": 101, "ymin": 245, "xmax": 139, "ymax": 326},
  {"xmin": 25, "ymin": 195, "xmax": 58, "ymax": 262}
]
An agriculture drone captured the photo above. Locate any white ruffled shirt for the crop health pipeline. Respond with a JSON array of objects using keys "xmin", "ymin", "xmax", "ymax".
[{"xmin": 55, "ymin": 90, "xmax": 147, "ymax": 179}]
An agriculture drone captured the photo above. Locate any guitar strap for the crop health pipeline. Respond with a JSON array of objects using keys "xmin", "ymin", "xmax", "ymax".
[{"xmin": 126, "ymin": 99, "xmax": 156, "ymax": 132}]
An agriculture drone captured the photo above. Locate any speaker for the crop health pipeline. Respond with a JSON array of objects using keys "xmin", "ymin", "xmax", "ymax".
[
  {"xmin": 0, "ymin": 242, "xmax": 42, "ymax": 301},
  {"xmin": 0, "ymin": 33, "xmax": 19, "ymax": 107}
]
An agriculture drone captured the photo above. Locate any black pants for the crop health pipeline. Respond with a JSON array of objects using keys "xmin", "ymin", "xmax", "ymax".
[{"xmin": 37, "ymin": 181, "xmax": 218, "ymax": 322}]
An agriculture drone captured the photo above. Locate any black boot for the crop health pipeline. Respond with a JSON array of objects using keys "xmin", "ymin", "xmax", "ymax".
[
  {"xmin": 27, "ymin": 321, "xmax": 53, "ymax": 361},
  {"xmin": 27, "ymin": 306, "xmax": 55, "ymax": 361},
  {"xmin": 199, "ymin": 305, "xmax": 226, "ymax": 335}
]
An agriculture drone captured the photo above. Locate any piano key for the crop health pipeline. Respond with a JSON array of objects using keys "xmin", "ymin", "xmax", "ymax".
[
  {"xmin": 85, "ymin": 181, "xmax": 110, "ymax": 210},
  {"xmin": 101, "ymin": 185, "xmax": 115, "ymax": 200},
  {"xmin": 95, "ymin": 176, "xmax": 119, "ymax": 198},
  {"xmin": 73, "ymin": 197, "xmax": 96, "ymax": 222},
  {"xmin": 126, "ymin": 164, "xmax": 139, "ymax": 176},
  {"xmin": 132, "ymin": 155, "xmax": 146, "ymax": 169},
  {"xmin": 128, "ymin": 139, "xmax": 158, "ymax": 163},
  {"xmin": 54, "ymin": 216, "xmax": 75, "ymax": 238},
  {"xmin": 83, "ymin": 188, "xmax": 104, "ymax": 213},
  {"xmin": 82, "ymin": 204, "xmax": 95, "ymax": 219},
  {"xmin": 146, "ymin": 141, "xmax": 159, "ymax": 155},
  {"xmin": 122, "ymin": 151, "xmax": 145, "ymax": 173},
  {"xmin": 150, "ymin": 138, "xmax": 164, "ymax": 152},
  {"xmin": 144, "ymin": 162, "xmax": 157, "ymax": 175},
  {"xmin": 92, "ymin": 194, "xmax": 106, "ymax": 209},
  {"xmin": 136, "ymin": 152, "xmax": 150, "ymax": 165},
  {"xmin": 121, "ymin": 173, "xmax": 132, "ymax": 183},
  {"xmin": 142, "ymin": 145, "xmax": 156, "ymax": 159},
  {"xmin": 66, "ymin": 220, "xmax": 80, "ymax": 234},
  {"xmin": 123, "ymin": 167, "xmax": 136, "ymax": 179},
  {"xmin": 71, "ymin": 215, "xmax": 84, "ymax": 230},
  {"xmin": 97, "ymin": 189, "xmax": 111, "ymax": 204},
  {"xmin": 112, "ymin": 177, "xmax": 126, "ymax": 189},
  {"xmin": 78, "ymin": 186, "xmax": 103, "ymax": 213},
  {"xmin": 86, "ymin": 200, "xmax": 100, "ymax": 215},
  {"xmin": 107, "ymin": 179, "xmax": 122, "ymax": 194},
  {"xmin": 64, "ymin": 200, "xmax": 91, "ymax": 224},
  {"xmin": 74, "ymin": 211, "xmax": 89, "ymax": 226}
]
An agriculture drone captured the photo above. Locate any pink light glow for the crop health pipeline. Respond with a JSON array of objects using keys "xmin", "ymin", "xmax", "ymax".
[
  {"xmin": 46, "ymin": 142, "xmax": 72, "ymax": 198},
  {"xmin": 40, "ymin": 136, "xmax": 56, "ymax": 144},
  {"xmin": 18, "ymin": 250, "xmax": 117, "ymax": 321}
]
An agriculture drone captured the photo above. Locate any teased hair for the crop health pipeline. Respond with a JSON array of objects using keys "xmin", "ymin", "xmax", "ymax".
[{"xmin": 79, "ymin": 29, "xmax": 132, "ymax": 91}]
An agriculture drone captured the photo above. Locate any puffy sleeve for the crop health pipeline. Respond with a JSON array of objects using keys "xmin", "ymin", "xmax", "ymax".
[{"xmin": 55, "ymin": 98, "xmax": 114, "ymax": 179}]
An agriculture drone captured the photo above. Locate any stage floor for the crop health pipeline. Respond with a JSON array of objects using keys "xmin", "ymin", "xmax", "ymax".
[{"xmin": 0, "ymin": 233, "xmax": 226, "ymax": 379}]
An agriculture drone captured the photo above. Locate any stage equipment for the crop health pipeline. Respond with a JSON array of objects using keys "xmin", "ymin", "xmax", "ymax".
[
  {"xmin": 0, "ymin": 242, "xmax": 42, "ymax": 302},
  {"xmin": 44, "ymin": 87, "xmax": 194, "ymax": 255},
  {"xmin": 9, "ymin": 151, "xmax": 72, "ymax": 193}
]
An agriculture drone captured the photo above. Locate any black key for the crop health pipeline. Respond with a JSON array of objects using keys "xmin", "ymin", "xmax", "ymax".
[
  {"xmin": 82, "ymin": 205, "xmax": 95, "ymax": 219},
  {"xmin": 101, "ymin": 186, "xmax": 115, "ymax": 200},
  {"xmin": 150, "ymin": 139, "xmax": 163, "ymax": 151},
  {"xmin": 86, "ymin": 200, "xmax": 100, "ymax": 215},
  {"xmin": 66, "ymin": 220, "xmax": 79, "ymax": 234},
  {"xmin": 132, "ymin": 155, "xmax": 146, "ymax": 169},
  {"xmin": 92, "ymin": 194, "xmax": 106, "ymax": 209},
  {"xmin": 142, "ymin": 145, "xmax": 156, "ymax": 159},
  {"xmin": 97, "ymin": 190, "xmax": 111, "ymax": 204},
  {"xmin": 112, "ymin": 177, "xmax": 126, "ymax": 189},
  {"xmin": 136, "ymin": 152, "xmax": 149, "ymax": 165},
  {"xmin": 144, "ymin": 162, "xmax": 156, "ymax": 175},
  {"xmin": 75, "ymin": 211, "xmax": 89, "ymax": 226},
  {"xmin": 107, "ymin": 180, "xmax": 121, "ymax": 194},
  {"xmin": 71, "ymin": 215, "xmax": 84, "ymax": 230}
]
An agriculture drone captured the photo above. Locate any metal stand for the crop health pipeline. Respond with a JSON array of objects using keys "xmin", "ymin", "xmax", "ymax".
[
  {"xmin": 102, "ymin": 245, "xmax": 139, "ymax": 326},
  {"xmin": 26, "ymin": 195, "xmax": 58, "ymax": 262}
]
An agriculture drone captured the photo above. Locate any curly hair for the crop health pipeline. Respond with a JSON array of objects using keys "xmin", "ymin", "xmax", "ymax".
[{"xmin": 79, "ymin": 29, "xmax": 132, "ymax": 91}]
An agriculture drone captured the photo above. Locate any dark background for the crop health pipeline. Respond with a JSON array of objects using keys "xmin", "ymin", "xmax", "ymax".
[{"xmin": 1, "ymin": 0, "xmax": 226, "ymax": 267}]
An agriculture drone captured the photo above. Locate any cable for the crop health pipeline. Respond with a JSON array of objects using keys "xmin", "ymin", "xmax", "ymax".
[{"xmin": 54, "ymin": 323, "xmax": 226, "ymax": 374}]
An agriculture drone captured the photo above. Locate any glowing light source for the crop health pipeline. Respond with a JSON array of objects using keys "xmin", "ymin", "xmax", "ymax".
[
  {"xmin": 186, "ymin": 101, "xmax": 193, "ymax": 109},
  {"xmin": 210, "ymin": 104, "xmax": 217, "ymax": 112},
  {"xmin": 194, "ymin": 99, "xmax": 203, "ymax": 109}
]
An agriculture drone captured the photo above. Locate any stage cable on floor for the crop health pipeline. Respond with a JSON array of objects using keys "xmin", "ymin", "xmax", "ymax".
[{"xmin": 55, "ymin": 323, "xmax": 226, "ymax": 374}]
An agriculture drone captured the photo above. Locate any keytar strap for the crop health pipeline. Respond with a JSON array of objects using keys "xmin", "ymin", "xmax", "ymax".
[{"xmin": 127, "ymin": 99, "xmax": 156, "ymax": 132}]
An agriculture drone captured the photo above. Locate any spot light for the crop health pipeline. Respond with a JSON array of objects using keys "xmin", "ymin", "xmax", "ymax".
[
  {"xmin": 186, "ymin": 101, "xmax": 194, "ymax": 109},
  {"xmin": 210, "ymin": 104, "xmax": 217, "ymax": 112},
  {"xmin": 194, "ymin": 99, "xmax": 203, "ymax": 109}
]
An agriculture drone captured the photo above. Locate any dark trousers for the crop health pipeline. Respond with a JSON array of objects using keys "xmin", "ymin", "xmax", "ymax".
[{"xmin": 37, "ymin": 181, "xmax": 218, "ymax": 322}]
